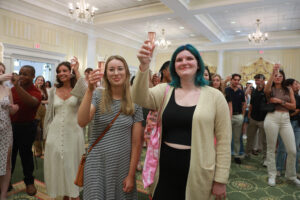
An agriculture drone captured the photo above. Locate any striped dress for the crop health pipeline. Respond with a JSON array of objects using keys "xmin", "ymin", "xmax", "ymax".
[{"xmin": 83, "ymin": 89, "xmax": 143, "ymax": 200}]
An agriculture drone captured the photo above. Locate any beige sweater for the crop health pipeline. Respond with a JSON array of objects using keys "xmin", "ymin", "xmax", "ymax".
[{"xmin": 132, "ymin": 69, "xmax": 232, "ymax": 200}]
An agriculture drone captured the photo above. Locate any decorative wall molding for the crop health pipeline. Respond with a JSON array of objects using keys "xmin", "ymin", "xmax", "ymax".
[{"xmin": 240, "ymin": 57, "xmax": 273, "ymax": 84}]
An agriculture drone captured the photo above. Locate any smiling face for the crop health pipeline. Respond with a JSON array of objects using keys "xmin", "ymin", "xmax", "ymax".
[
  {"xmin": 212, "ymin": 75, "xmax": 221, "ymax": 89},
  {"xmin": 57, "ymin": 65, "xmax": 71, "ymax": 83},
  {"xmin": 35, "ymin": 76, "xmax": 44, "ymax": 87},
  {"xmin": 19, "ymin": 67, "xmax": 35, "ymax": 86},
  {"xmin": 174, "ymin": 50, "xmax": 198, "ymax": 81},
  {"xmin": 106, "ymin": 59, "xmax": 127, "ymax": 87}
]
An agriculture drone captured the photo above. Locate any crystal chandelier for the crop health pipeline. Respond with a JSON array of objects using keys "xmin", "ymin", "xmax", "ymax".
[
  {"xmin": 155, "ymin": 29, "xmax": 171, "ymax": 50},
  {"xmin": 248, "ymin": 19, "xmax": 268, "ymax": 45},
  {"xmin": 68, "ymin": 0, "xmax": 98, "ymax": 24}
]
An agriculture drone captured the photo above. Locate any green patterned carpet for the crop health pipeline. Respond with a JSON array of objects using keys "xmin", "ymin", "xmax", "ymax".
[
  {"xmin": 227, "ymin": 154, "xmax": 300, "ymax": 200},
  {"xmin": 7, "ymin": 149, "xmax": 300, "ymax": 200}
]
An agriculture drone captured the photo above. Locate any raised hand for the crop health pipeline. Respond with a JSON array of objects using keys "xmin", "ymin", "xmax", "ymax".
[
  {"xmin": 137, "ymin": 40, "xmax": 155, "ymax": 71},
  {"xmin": 70, "ymin": 56, "xmax": 79, "ymax": 72},
  {"xmin": 88, "ymin": 69, "xmax": 102, "ymax": 91},
  {"xmin": 0, "ymin": 73, "xmax": 13, "ymax": 82},
  {"xmin": 273, "ymin": 63, "xmax": 280, "ymax": 75},
  {"xmin": 11, "ymin": 74, "xmax": 20, "ymax": 87}
]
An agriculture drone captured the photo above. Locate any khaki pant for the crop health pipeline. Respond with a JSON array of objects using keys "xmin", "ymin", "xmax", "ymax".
[
  {"xmin": 232, "ymin": 114, "xmax": 243, "ymax": 157},
  {"xmin": 264, "ymin": 111, "xmax": 297, "ymax": 179},
  {"xmin": 246, "ymin": 118, "xmax": 267, "ymax": 158}
]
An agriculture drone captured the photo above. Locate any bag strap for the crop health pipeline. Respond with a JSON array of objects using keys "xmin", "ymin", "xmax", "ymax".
[
  {"xmin": 157, "ymin": 85, "xmax": 170, "ymax": 122},
  {"xmin": 87, "ymin": 110, "xmax": 121, "ymax": 153}
]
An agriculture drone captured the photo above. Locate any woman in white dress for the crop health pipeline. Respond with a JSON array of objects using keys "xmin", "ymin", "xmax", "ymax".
[{"xmin": 44, "ymin": 58, "xmax": 85, "ymax": 200}]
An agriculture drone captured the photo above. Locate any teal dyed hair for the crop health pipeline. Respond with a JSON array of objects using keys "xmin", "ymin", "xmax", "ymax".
[{"xmin": 169, "ymin": 44, "xmax": 208, "ymax": 88}]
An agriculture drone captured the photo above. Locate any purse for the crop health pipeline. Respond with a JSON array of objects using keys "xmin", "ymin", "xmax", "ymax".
[
  {"xmin": 142, "ymin": 85, "xmax": 170, "ymax": 188},
  {"xmin": 74, "ymin": 111, "xmax": 121, "ymax": 187},
  {"xmin": 260, "ymin": 103, "xmax": 276, "ymax": 112},
  {"xmin": 260, "ymin": 92, "xmax": 275, "ymax": 113}
]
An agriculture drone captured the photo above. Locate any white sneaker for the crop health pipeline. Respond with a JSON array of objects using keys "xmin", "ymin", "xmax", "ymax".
[
  {"xmin": 288, "ymin": 178, "xmax": 300, "ymax": 187},
  {"xmin": 268, "ymin": 177, "xmax": 276, "ymax": 186},
  {"xmin": 262, "ymin": 160, "xmax": 267, "ymax": 167}
]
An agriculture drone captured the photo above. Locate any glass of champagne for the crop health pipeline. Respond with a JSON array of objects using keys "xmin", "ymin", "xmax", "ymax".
[
  {"xmin": 97, "ymin": 56, "xmax": 105, "ymax": 89},
  {"xmin": 70, "ymin": 57, "xmax": 76, "ymax": 78},
  {"xmin": 275, "ymin": 60, "xmax": 280, "ymax": 74},
  {"xmin": 148, "ymin": 31, "xmax": 156, "ymax": 56}
]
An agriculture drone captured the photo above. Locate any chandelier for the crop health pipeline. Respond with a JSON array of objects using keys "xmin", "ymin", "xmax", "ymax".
[
  {"xmin": 68, "ymin": 0, "xmax": 98, "ymax": 24},
  {"xmin": 155, "ymin": 29, "xmax": 171, "ymax": 50},
  {"xmin": 248, "ymin": 19, "xmax": 268, "ymax": 45}
]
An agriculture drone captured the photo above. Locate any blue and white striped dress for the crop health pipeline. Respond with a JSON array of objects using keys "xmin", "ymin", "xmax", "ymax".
[{"xmin": 83, "ymin": 89, "xmax": 143, "ymax": 200}]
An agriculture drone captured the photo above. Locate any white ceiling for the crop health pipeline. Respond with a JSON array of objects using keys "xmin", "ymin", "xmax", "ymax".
[
  {"xmin": 206, "ymin": 1, "xmax": 300, "ymax": 37},
  {"xmin": 53, "ymin": 0, "xmax": 160, "ymax": 14},
  {"xmin": 1, "ymin": 0, "xmax": 300, "ymax": 51}
]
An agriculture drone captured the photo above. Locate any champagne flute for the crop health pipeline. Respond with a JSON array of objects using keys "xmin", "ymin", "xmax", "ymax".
[
  {"xmin": 275, "ymin": 60, "xmax": 280, "ymax": 74},
  {"xmin": 70, "ymin": 57, "xmax": 76, "ymax": 78},
  {"xmin": 97, "ymin": 56, "xmax": 106, "ymax": 89},
  {"xmin": 148, "ymin": 31, "xmax": 156, "ymax": 56}
]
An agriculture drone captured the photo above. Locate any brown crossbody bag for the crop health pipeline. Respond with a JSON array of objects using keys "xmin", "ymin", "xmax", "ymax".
[{"xmin": 74, "ymin": 111, "xmax": 121, "ymax": 187}]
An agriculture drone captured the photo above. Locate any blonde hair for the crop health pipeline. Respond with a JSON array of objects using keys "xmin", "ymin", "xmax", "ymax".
[
  {"xmin": 99, "ymin": 55, "xmax": 134, "ymax": 115},
  {"xmin": 212, "ymin": 74, "xmax": 225, "ymax": 94}
]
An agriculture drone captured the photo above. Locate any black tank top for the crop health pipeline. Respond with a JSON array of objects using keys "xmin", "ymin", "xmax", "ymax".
[{"xmin": 162, "ymin": 89, "xmax": 196, "ymax": 146}]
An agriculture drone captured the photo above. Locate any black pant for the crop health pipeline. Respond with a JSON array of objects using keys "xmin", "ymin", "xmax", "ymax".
[
  {"xmin": 11, "ymin": 121, "xmax": 37, "ymax": 185},
  {"xmin": 153, "ymin": 142, "xmax": 191, "ymax": 200}
]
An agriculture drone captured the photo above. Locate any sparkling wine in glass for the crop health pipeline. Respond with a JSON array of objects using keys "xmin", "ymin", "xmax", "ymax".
[
  {"xmin": 275, "ymin": 60, "xmax": 280, "ymax": 74},
  {"xmin": 148, "ymin": 31, "xmax": 156, "ymax": 48},
  {"xmin": 97, "ymin": 60, "xmax": 105, "ymax": 89},
  {"xmin": 70, "ymin": 58, "xmax": 76, "ymax": 78}
]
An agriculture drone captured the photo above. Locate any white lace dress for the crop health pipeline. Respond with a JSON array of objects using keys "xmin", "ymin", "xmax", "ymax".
[
  {"xmin": 44, "ymin": 93, "xmax": 85, "ymax": 198},
  {"xmin": 0, "ymin": 96, "xmax": 13, "ymax": 176}
]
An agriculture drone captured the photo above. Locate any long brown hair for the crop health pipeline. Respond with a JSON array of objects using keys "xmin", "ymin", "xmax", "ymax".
[
  {"xmin": 212, "ymin": 74, "xmax": 225, "ymax": 94},
  {"xmin": 55, "ymin": 61, "xmax": 77, "ymax": 88},
  {"xmin": 99, "ymin": 55, "xmax": 134, "ymax": 115},
  {"xmin": 35, "ymin": 75, "xmax": 48, "ymax": 100}
]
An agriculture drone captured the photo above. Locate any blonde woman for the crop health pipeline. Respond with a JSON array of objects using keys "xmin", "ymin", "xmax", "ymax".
[
  {"xmin": 0, "ymin": 62, "xmax": 18, "ymax": 200},
  {"xmin": 78, "ymin": 55, "xmax": 143, "ymax": 200},
  {"xmin": 212, "ymin": 74, "xmax": 232, "ymax": 117}
]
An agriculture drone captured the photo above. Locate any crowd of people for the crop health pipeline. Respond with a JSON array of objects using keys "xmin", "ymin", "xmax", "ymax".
[{"xmin": 0, "ymin": 40, "xmax": 300, "ymax": 200}]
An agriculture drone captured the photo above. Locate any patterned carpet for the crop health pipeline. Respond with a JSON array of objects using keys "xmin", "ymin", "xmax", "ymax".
[
  {"xmin": 227, "ymin": 155, "xmax": 300, "ymax": 200},
  {"xmin": 7, "ymin": 148, "xmax": 300, "ymax": 200}
]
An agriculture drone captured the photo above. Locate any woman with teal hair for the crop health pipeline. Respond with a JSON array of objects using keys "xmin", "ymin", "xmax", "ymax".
[{"xmin": 132, "ymin": 41, "xmax": 232, "ymax": 200}]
